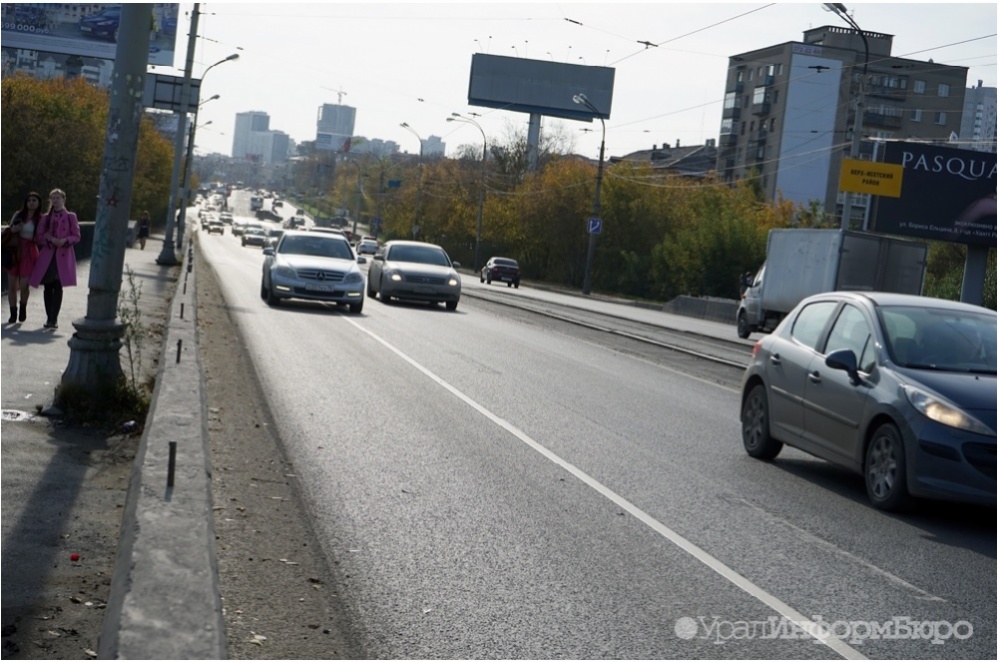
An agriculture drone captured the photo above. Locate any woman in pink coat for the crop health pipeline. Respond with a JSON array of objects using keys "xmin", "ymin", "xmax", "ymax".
[{"xmin": 29, "ymin": 188, "xmax": 81, "ymax": 330}]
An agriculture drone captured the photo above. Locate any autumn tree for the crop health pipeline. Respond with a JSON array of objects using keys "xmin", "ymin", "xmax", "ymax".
[{"xmin": 2, "ymin": 74, "xmax": 173, "ymax": 226}]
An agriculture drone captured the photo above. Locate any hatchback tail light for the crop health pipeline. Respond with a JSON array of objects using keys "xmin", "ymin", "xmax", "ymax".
[{"xmin": 751, "ymin": 339, "xmax": 763, "ymax": 358}]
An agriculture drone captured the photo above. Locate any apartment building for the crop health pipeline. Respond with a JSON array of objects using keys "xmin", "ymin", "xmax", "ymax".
[
  {"xmin": 960, "ymin": 80, "xmax": 998, "ymax": 153},
  {"xmin": 717, "ymin": 26, "xmax": 968, "ymax": 224}
]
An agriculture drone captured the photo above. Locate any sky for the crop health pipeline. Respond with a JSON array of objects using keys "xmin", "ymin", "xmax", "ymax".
[{"xmin": 154, "ymin": 2, "xmax": 998, "ymax": 160}]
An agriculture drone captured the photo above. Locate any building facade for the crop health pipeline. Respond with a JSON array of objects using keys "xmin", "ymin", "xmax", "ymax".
[
  {"xmin": 959, "ymin": 81, "xmax": 998, "ymax": 153},
  {"xmin": 232, "ymin": 111, "xmax": 271, "ymax": 161},
  {"xmin": 716, "ymin": 26, "xmax": 968, "ymax": 224},
  {"xmin": 316, "ymin": 103, "xmax": 356, "ymax": 152}
]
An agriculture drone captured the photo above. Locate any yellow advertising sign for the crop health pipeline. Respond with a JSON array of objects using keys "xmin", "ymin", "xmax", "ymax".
[{"xmin": 839, "ymin": 158, "xmax": 904, "ymax": 198}]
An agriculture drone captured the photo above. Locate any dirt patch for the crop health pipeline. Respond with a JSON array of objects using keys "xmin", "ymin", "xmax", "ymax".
[{"xmin": 195, "ymin": 247, "xmax": 355, "ymax": 659}]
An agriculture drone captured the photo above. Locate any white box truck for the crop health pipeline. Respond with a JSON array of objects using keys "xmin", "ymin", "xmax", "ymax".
[{"xmin": 736, "ymin": 229, "xmax": 928, "ymax": 338}]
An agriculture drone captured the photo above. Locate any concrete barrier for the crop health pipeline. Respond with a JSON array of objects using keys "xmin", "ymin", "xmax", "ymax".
[
  {"xmin": 662, "ymin": 295, "xmax": 739, "ymax": 325},
  {"xmin": 99, "ymin": 241, "xmax": 227, "ymax": 659},
  {"xmin": 76, "ymin": 222, "xmax": 137, "ymax": 261}
]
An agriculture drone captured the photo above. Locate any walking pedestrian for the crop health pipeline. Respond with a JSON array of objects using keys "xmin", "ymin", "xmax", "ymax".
[
  {"xmin": 137, "ymin": 210, "xmax": 151, "ymax": 249},
  {"xmin": 3, "ymin": 192, "xmax": 42, "ymax": 323},
  {"xmin": 29, "ymin": 189, "xmax": 80, "ymax": 330}
]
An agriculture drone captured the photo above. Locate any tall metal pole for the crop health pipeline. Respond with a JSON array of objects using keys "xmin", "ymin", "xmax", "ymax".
[
  {"xmin": 401, "ymin": 123, "xmax": 423, "ymax": 239},
  {"xmin": 177, "ymin": 53, "xmax": 237, "ymax": 248},
  {"xmin": 157, "ymin": 2, "xmax": 199, "ymax": 266},
  {"xmin": 348, "ymin": 160, "xmax": 363, "ymax": 236},
  {"xmin": 59, "ymin": 4, "xmax": 153, "ymax": 402},
  {"xmin": 826, "ymin": 3, "xmax": 869, "ymax": 230},
  {"xmin": 573, "ymin": 93, "xmax": 605, "ymax": 296},
  {"xmin": 448, "ymin": 114, "xmax": 487, "ymax": 271}
]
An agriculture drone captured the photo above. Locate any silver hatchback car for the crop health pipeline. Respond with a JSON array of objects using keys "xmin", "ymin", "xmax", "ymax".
[{"xmin": 740, "ymin": 291, "xmax": 996, "ymax": 511}]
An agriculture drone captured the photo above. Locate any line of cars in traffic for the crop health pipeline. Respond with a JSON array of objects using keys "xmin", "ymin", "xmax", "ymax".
[{"xmin": 204, "ymin": 199, "xmax": 994, "ymax": 512}]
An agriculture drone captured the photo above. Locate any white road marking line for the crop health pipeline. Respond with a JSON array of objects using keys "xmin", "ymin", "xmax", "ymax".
[{"xmin": 347, "ymin": 319, "xmax": 867, "ymax": 660}]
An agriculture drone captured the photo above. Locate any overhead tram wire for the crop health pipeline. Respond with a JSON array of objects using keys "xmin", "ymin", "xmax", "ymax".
[{"xmin": 609, "ymin": 4, "xmax": 777, "ymax": 67}]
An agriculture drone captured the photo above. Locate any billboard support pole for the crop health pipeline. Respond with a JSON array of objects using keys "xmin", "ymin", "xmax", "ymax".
[{"xmin": 960, "ymin": 248, "xmax": 988, "ymax": 306}]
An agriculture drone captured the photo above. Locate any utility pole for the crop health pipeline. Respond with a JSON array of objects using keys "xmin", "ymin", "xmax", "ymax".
[
  {"xmin": 157, "ymin": 3, "xmax": 199, "ymax": 265},
  {"xmin": 825, "ymin": 3, "xmax": 869, "ymax": 231},
  {"xmin": 59, "ymin": 4, "xmax": 153, "ymax": 406}
]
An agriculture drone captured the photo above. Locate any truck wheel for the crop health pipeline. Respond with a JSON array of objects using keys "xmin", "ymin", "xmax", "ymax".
[{"xmin": 737, "ymin": 311, "xmax": 751, "ymax": 339}]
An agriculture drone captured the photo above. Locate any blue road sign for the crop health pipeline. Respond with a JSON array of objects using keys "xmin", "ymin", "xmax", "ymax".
[{"xmin": 587, "ymin": 217, "xmax": 603, "ymax": 235}]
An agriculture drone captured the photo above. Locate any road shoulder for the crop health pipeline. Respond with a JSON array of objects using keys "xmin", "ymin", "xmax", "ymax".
[{"xmin": 195, "ymin": 244, "xmax": 355, "ymax": 659}]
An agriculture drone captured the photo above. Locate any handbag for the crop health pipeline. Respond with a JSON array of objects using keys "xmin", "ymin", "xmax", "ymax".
[{"xmin": 1, "ymin": 226, "xmax": 16, "ymax": 249}]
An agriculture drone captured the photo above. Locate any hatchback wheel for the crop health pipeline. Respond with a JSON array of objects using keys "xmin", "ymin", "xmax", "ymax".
[
  {"xmin": 865, "ymin": 424, "xmax": 911, "ymax": 511},
  {"xmin": 742, "ymin": 384, "xmax": 782, "ymax": 460},
  {"xmin": 446, "ymin": 300, "xmax": 458, "ymax": 311}
]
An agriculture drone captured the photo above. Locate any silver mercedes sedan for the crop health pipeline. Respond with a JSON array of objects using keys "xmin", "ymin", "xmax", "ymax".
[{"xmin": 260, "ymin": 230, "xmax": 366, "ymax": 313}]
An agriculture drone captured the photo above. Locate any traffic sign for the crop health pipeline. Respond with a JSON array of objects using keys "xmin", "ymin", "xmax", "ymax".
[{"xmin": 587, "ymin": 217, "xmax": 603, "ymax": 235}]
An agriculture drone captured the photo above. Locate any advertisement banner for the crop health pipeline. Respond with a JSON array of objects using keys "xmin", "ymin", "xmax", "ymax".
[
  {"xmin": 1, "ymin": 3, "xmax": 179, "ymax": 67},
  {"xmin": 870, "ymin": 142, "xmax": 996, "ymax": 247}
]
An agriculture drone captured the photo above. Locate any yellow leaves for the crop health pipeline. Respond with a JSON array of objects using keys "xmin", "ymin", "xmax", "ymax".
[{"xmin": 2, "ymin": 74, "xmax": 173, "ymax": 223}]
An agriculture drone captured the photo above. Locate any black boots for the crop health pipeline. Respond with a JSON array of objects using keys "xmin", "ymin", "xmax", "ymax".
[
  {"xmin": 7, "ymin": 306, "xmax": 15, "ymax": 324},
  {"xmin": 18, "ymin": 301, "xmax": 26, "ymax": 323}
]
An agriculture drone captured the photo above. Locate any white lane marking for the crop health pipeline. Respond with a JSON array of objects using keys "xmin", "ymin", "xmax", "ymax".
[
  {"xmin": 346, "ymin": 319, "xmax": 867, "ymax": 659},
  {"xmin": 724, "ymin": 495, "xmax": 946, "ymax": 603}
]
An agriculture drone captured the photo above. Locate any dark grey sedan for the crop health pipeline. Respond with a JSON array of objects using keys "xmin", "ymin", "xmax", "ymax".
[
  {"xmin": 367, "ymin": 240, "xmax": 461, "ymax": 311},
  {"xmin": 740, "ymin": 291, "xmax": 996, "ymax": 511}
]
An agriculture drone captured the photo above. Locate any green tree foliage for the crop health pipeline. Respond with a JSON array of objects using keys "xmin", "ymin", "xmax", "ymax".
[
  {"xmin": 2, "ymin": 74, "xmax": 172, "ymax": 224},
  {"xmin": 923, "ymin": 241, "xmax": 997, "ymax": 311}
]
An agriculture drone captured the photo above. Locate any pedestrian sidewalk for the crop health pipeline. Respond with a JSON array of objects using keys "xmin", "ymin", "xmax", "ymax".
[
  {"xmin": 0, "ymin": 232, "xmax": 175, "ymax": 652},
  {"xmin": 1, "ymin": 221, "xmax": 226, "ymax": 659}
]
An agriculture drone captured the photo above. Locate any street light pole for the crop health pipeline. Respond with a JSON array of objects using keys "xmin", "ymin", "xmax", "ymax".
[
  {"xmin": 825, "ymin": 3, "xmax": 869, "ymax": 230},
  {"xmin": 448, "ymin": 113, "xmax": 487, "ymax": 271},
  {"xmin": 573, "ymin": 93, "xmax": 605, "ymax": 296},
  {"xmin": 401, "ymin": 122, "xmax": 424, "ymax": 239},
  {"xmin": 156, "ymin": 2, "xmax": 200, "ymax": 266},
  {"xmin": 347, "ymin": 159, "xmax": 363, "ymax": 236},
  {"xmin": 177, "ymin": 53, "xmax": 238, "ymax": 249}
]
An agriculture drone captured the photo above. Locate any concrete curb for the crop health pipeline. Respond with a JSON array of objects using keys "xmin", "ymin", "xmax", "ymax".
[{"xmin": 99, "ymin": 241, "xmax": 227, "ymax": 659}]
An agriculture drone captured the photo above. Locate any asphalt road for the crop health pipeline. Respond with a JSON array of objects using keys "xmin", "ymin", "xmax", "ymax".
[{"xmin": 195, "ymin": 191, "xmax": 996, "ymax": 659}]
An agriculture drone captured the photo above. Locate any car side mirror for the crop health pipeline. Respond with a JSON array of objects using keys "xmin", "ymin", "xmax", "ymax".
[
  {"xmin": 452, "ymin": 261, "xmax": 461, "ymax": 269},
  {"xmin": 263, "ymin": 248, "xmax": 274, "ymax": 256},
  {"xmin": 357, "ymin": 256, "xmax": 367, "ymax": 264},
  {"xmin": 825, "ymin": 348, "xmax": 861, "ymax": 385}
]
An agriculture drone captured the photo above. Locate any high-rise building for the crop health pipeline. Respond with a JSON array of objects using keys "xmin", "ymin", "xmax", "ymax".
[
  {"xmin": 960, "ymin": 81, "xmax": 997, "ymax": 153},
  {"xmin": 316, "ymin": 103, "xmax": 356, "ymax": 152},
  {"xmin": 716, "ymin": 26, "xmax": 968, "ymax": 223},
  {"xmin": 233, "ymin": 111, "xmax": 270, "ymax": 160},
  {"xmin": 422, "ymin": 135, "xmax": 446, "ymax": 157}
]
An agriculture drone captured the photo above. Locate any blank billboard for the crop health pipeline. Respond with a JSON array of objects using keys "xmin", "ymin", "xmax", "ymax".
[{"xmin": 468, "ymin": 54, "xmax": 614, "ymax": 122}]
